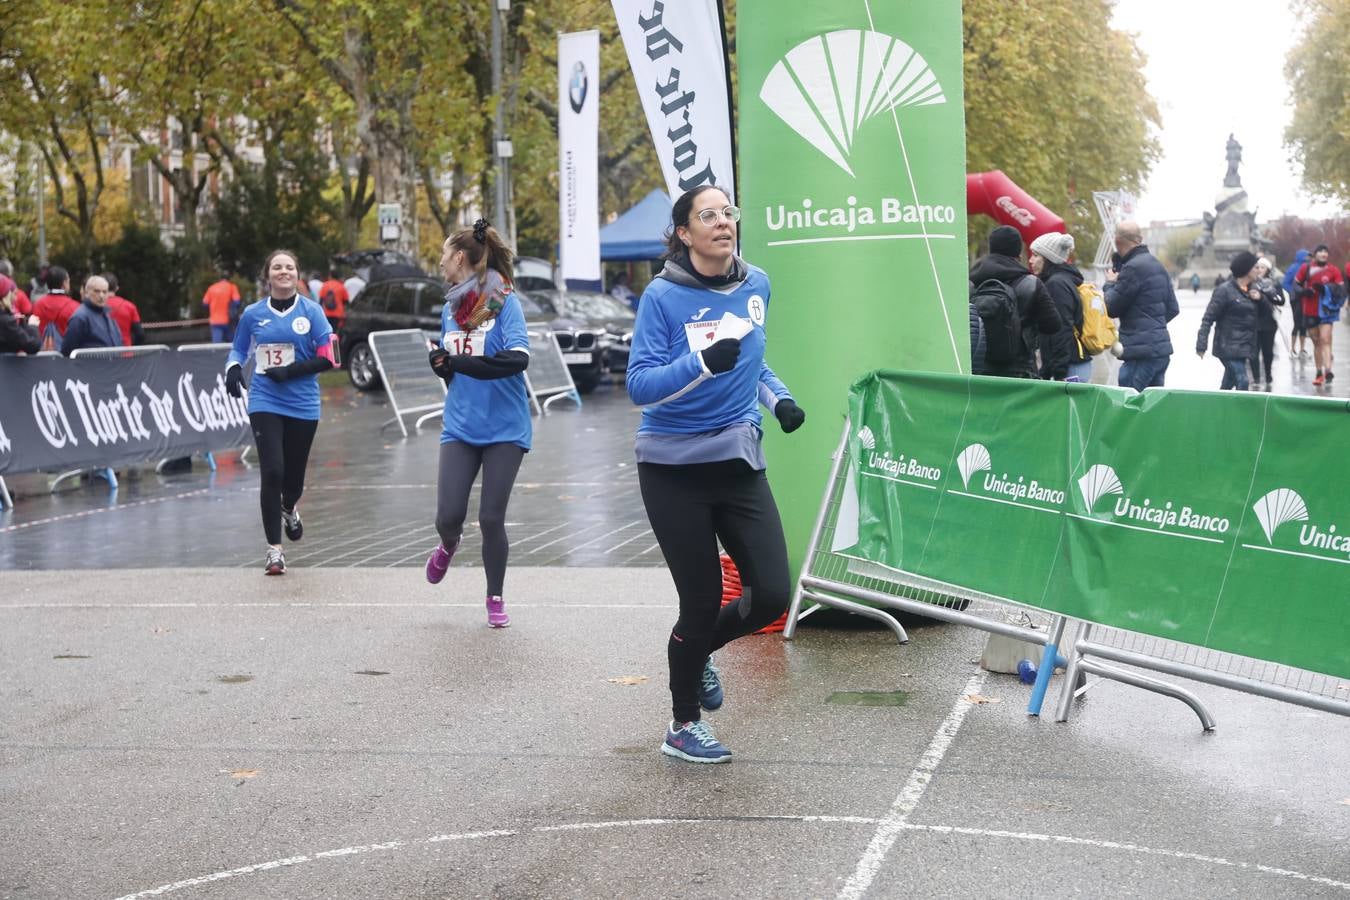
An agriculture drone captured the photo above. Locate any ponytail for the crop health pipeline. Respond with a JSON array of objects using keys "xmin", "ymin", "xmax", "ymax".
[{"xmin": 446, "ymin": 219, "xmax": 514, "ymax": 292}]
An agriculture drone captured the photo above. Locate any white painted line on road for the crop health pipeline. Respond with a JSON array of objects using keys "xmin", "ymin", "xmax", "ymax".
[
  {"xmin": 0, "ymin": 489, "xmax": 210, "ymax": 533},
  {"xmin": 604, "ymin": 527, "xmax": 653, "ymax": 554},
  {"xmin": 898, "ymin": 824, "xmax": 1350, "ymax": 892},
  {"xmin": 109, "ymin": 812, "xmax": 1350, "ymax": 899},
  {"xmin": 838, "ymin": 670, "xmax": 988, "ymax": 900}
]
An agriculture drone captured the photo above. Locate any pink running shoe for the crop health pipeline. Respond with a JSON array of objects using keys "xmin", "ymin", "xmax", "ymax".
[
  {"xmin": 486, "ymin": 595, "xmax": 510, "ymax": 628},
  {"xmin": 424, "ymin": 537, "xmax": 460, "ymax": 584}
]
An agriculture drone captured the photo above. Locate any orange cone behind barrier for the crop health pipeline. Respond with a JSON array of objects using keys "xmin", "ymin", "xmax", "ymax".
[{"xmin": 719, "ymin": 554, "xmax": 787, "ymax": 634}]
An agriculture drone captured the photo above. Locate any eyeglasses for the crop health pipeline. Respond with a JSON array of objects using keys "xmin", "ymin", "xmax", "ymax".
[{"xmin": 694, "ymin": 205, "xmax": 741, "ymax": 226}]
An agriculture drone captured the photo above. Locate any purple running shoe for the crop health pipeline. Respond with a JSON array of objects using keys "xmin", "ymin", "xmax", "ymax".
[
  {"xmin": 486, "ymin": 595, "xmax": 510, "ymax": 628},
  {"xmin": 424, "ymin": 537, "xmax": 460, "ymax": 585}
]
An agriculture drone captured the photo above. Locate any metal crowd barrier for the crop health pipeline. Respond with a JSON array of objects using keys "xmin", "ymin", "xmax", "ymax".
[{"xmin": 787, "ymin": 419, "xmax": 1350, "ymax": 729}]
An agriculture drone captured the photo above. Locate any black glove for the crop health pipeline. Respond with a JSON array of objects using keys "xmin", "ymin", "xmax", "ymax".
[
  {"xmin": 225, "ymin": 366, "xmax": 244, "ymax": 398},
  {"xmin": 701, "ymin": 337, "xmax": 741, "ymax": 375},
  {"xmin": 429, "ymin": 347, "xmax": 452, "ymax": 379},
  {"xmin": 774, "ymin": 398, "xmax": 806, "ymax": 434},
  {"xmin": 263, "ymin": 365, "xmax": 293, "ymax": 382},
  {"xmin": 264, "ymin": 357, "xmax": 332, "ymax": 382}
]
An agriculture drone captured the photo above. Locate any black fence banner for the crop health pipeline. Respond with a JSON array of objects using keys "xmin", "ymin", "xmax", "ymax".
[{"xmin": 0, "ymin": 351, "xmax": 251, "ymax": 475}]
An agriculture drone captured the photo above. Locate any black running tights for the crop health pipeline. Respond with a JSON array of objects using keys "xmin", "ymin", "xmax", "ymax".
[
  {"xmin": 249, "ymin": 412, "xmax": 319, "ymax": 546},
  {"xmin": 435, "ymin": 440, "xmax": 525, "ymax": 597},
  {"xmin": 638, "ymin": 460, "xmax": 791, "ymax": 724}
]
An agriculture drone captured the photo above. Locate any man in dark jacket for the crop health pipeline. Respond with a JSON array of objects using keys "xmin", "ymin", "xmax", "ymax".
[
  {"xmin": 1105, "ymin": 221, "xmax": 1179, "ymax": 391},
  {"xmin": 969, "ymin": 225, "xmax": 1062, "ymax": 378},
  {"xmin": 1197, "ymin": 251, "xmax": 1259, "ymax": 391},
  {"xmin": 61, "ymin": 275, "xmax": 124, "ymax": 356}
]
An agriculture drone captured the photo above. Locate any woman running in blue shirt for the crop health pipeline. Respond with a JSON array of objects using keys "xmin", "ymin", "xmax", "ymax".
[
  {"xmin": 626, "ymin": 186, "xmax": 806, "ymax": 763},
  {"xmin": 424, "ymin": 220, "xmax": 531, "ymax": 628},
  {"xmin": 224, "ymin": 249, "xmax": 334, "ymax": 575}
]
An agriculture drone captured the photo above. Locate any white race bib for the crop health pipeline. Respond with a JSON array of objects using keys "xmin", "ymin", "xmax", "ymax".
[
  {"xmin": 444, "ymin": 327, "xmax": 489, "ymax": 357},
  {"xmin": 256, "ymin": 342, "xmax": 295, "ymax": 373},
  {"xmin": 683, "ymin": 321, "xmax": 718, "ymax": 354}
]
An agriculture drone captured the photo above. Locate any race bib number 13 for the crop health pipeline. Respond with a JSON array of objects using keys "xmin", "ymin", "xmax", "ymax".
[{"xmin": 255, "ymin": 342, "xmax": 295, "ymax": 373}]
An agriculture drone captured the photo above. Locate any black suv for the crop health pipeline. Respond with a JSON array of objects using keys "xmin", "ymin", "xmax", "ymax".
[{"xmin": 339, "ymin": 277, "xmax": 610, "ymax": 392}]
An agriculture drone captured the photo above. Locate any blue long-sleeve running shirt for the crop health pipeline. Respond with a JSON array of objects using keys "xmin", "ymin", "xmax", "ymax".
[{"xmin": 626, "ymin": 258, "xmax": 791, "ymax": 466}]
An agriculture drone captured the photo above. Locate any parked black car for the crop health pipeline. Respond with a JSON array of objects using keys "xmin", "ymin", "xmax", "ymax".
[
  {"xmin": 524, "ymin": 289, "xmax": 636, "ymax": 376},
  {"xmin": 339, "ymin": 276, "xmax": 613, "ymax": 393}
]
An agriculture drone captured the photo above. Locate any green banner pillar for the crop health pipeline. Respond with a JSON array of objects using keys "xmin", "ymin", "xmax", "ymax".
[{"xmin": 739, "ymin": 2, "xmax": 969, "ymax": 576}]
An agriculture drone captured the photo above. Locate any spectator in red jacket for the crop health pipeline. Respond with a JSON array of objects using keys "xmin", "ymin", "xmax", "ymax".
[
  {"xmin": 103, "ymin": 272, "xmax": 145, "ymax": 346},
  {"xmin": 318, "ymin": 268, "xmax": 349, "ymax": 332},
  {"xmin": 202, "ymin": 272, "xmax": 242, "ymax": 343},
  {"xmin": 32, "ymin": 265, "xmax": 79, "ymax": 350},
  {"xmin": 1293, "ymin": 244, "xmax": 1344, "ymax": 386}
]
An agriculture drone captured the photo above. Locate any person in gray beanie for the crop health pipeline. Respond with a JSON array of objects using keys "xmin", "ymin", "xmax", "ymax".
[
  {"xmin": 1196, "ymin": 251, "xmax": 1259, "ymax": 390},
  {"xmin": 1029, "ymin": 231, "xmax": 1088, "ymax": 380}
]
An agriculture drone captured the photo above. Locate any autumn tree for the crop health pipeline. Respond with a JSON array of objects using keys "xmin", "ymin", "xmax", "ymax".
[
  {"xmin": 963, "ymin": 0, "xmax": 1160, "ymax": 252},
  {"xmin": 0, "ymin": 0, "xmax": 120, "ymax": 269},
  {"xmin": 1285, "ymin": 0, "xmax": 1350, "ymax": 204}
]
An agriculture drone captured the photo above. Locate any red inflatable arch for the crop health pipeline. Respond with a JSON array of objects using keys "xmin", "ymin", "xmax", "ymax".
[{"xmin": 966, "ymin": 170, "xmax": 1065, "ymax": 245}]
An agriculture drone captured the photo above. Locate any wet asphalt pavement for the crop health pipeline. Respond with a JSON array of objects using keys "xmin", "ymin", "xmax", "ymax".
[{"xmin": 2, "ymin": 294, "xmax": 1349, "ymax": 899}]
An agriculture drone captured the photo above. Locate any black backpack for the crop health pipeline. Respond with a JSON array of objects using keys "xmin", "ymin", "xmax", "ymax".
[{"xmin": 972, "ymin": 278, "xmax": 1025, "ymax": 364}]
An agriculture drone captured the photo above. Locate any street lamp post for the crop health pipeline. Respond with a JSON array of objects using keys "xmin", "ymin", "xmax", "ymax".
[{"xmin": 491, "ymin": 0, "xmax": 512, "ymax": 243}]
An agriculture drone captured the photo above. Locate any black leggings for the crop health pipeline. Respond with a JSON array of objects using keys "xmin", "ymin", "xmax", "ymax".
[
  {"xmin": 1252, "ymin": 330, "xmax": 1276, "ymax": 382},
  {"xmin": 639, "ymin": 460, "xmax": 791, "ymax": 724},
  {"xmin": 249, "ymin": 412, "xmax": 319, "ymax": 545},
  {"xmin": 435, "ymin": 441, "xmax": 525, "ymax": 597}
]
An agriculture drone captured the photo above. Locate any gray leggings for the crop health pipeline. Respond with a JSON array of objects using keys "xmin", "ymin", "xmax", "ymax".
[{"xmin": 435, "ymin": 440, "xmax": 525, "ymax": 597}]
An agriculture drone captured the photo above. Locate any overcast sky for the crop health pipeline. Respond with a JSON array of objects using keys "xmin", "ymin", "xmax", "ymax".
[{"xmin": 1111, "ymin": 0, "xmax": 1342, "ymax": 224}]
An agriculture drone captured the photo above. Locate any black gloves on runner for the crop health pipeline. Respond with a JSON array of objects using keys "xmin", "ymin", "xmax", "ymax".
[
  {"xmin": 429, "ymin": 347, "xmax": 453, "ymax": 382},
  {"xmin": 701, "ymin": 337, "xmax": 741, "ymax": 375},
  {"xmin": 263, "ymin": 357, "xmax": 333, "ymax": 382},
  {"xmin": 225, "ymin": 365, "xmax": 244, "ymax": 398},
  {"xmin": 774, "ymin": 398, "xmax": 806, "ymax": 434}
]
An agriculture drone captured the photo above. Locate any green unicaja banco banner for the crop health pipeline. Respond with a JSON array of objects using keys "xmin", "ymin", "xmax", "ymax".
[
  {"xmin": 839, "ymin": 371, "xmax": 1350, "ymax": 681},
  {"xmin": 738, "ymin": 1, "xmax": 968, "ymax": 577}
]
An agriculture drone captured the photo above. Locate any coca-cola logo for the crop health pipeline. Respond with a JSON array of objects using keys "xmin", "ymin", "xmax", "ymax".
[{"xmin": 996, "ymin": 195, "xmax": 1034, "ymax": 227}]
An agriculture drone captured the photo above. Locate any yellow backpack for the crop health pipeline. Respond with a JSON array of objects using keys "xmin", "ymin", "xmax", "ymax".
[{"xmin": 1076, "ymin": 282, "xmax": 1117, "ymax": 356}]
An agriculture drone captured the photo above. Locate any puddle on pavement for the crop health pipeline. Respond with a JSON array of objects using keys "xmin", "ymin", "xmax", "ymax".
[
  {"xmin": 612, "ymin": 746, "xmax": 649, "ymax": 755},
  {"xmin": 53, "ymin": 655, "xmax": 90, "ymax": 660},
  {"xmin": 216, "ymin": 674, "xmax": 254, "ymax": 684},
  {"xmin": 827, "ymin": 690, "xmax": 910, "ymax": 707},
  {"xmin": 354, "ymin": 670, "xmax": 390, "ymax": 676}
]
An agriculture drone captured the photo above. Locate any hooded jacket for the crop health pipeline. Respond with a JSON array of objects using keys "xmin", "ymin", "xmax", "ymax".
[
  {"xmin": 968, "ymin": 253, "xmax": 1063, "ymax": 377},
  {"xmin": 1105, "ymin": 244, "xmax": 1178, "ymax": 360},
  {"xmin": 1037, "ymin": 261, "xmax": 1086, "ymax": 378},
  {"xmin": 626, "ymin": 254, "xmax": 792, "ymax": 467},
  {"xmin": 1197, "ymin": 279, "xmax": 1257, "ymax": 361}
]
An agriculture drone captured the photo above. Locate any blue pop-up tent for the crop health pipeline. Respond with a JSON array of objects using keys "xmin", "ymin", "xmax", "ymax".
[{"xmin": 598, "ymin": 189, "xmax": 672, "ymax": 261}]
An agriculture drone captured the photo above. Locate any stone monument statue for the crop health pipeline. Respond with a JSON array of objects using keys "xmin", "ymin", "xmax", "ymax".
[
  {"xmin": 1180, "ymin": 135, "xmax": 1270, "ymax": 284},
  {"xmin": 1224, "ymin": 134, "xmax": 1242, "ymax": 188}
]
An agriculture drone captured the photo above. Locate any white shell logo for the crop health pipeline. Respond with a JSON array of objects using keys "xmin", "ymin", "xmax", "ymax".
[
  {"xmin": 1252, "ymin": 488, "xmax": 1309, "ymax": 543},
  {"xmin": 956, "ymin": 444, "xmax": 991, "ymax": 489},
  {"xmin": 292, "ymin": 317, "xmax": 310, "ymax": 335},
  {"xmin": 858, "ymin": 425, "xmax": 876, "ymax": 450},
  {"xmin": 1077, "ymin": 464, "xmax": 1124, "ymax": 511},
  {"xmin": 747, "ymin": 295, "xmax": 766, "ymax": 326},
  {"xmin": 759, "ymin": 29, "xmax": 947, "ymax": 177}
]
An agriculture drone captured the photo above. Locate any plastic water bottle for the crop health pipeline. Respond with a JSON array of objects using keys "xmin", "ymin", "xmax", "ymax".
[{"xmin": 1016, "ymin": 659, "xmax": 1037, "ymax": 685}]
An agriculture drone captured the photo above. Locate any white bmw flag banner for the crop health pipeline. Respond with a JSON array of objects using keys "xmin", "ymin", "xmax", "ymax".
[
  {"xmin": 558, "ymin": 30, "xmax": 602, "ymax": 289},
  {"xmin": 610, "ymin": 0, "xmax": 734, "ymax": 201}
]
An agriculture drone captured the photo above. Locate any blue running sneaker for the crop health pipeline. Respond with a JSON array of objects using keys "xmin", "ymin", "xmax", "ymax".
[
  {"xmin": 700, "ymin": 656, "xmax": 723, "ymax": 711},
  {"xmin": 661, "ymin": 720, "xmax": 732, "ymax": 764}
]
